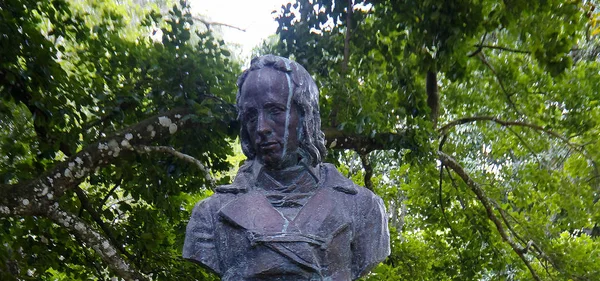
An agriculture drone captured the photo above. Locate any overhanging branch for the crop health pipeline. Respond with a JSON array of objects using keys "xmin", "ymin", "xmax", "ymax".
[
  {"xmin": 438, "ymin": 116, "xmax": 599, "ymax": 186},
  {"xmin": 358, "ymin": 152, "xmax": 373, "ymax": 190},
  {"xmin": 134, "ymin": 145, "xmax": 215, "ymax": 187},
  {"xmin": 0, "ymin": 107, "xmax": 197, "ymax": 217},
  {"xmin": 193, "ymin": 16, "xmax": 246, "ymax": 32},
  {"xmin": 477, "ymin": 53, "xmax": 521, "ymax": 114},
  {"xmin": 438, "ymin": 151, "xmax": 541, "ymax": 281},
  {"xmin": 474, "ymin": 44, "xmax": 531, "ymax": 54},
  {"xmin": 47, "ymin": 206, "xmax": 148, "ymax": 281},
  {"xmin": 323, "ymin": 126, "xmax": 413, "ymax": 153},
  {"xmin": 75, "ymin": 187, "xmax": 132, "ymax": 260},
  {"xmin": 439, "ymin": 116, "xmax": 569, "ymax": 142}
]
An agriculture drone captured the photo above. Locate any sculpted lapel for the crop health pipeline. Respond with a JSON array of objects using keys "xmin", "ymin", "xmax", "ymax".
[
  {"xmin": 216, "ymin": 174, "xmax": 353, "ymax": 275},
  {"xmin": 218, "ymin": 192, "xmax": 286, "ymax": 233}
]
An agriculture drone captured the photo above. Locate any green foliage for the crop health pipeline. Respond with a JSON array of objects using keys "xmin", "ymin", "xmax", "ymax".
[
  {"xmin": 273, "ymin": 0, "xmax": 600, "ymax": 280},
  {"xmin": 1, "ymin": 0, "xmax": 236, "ymax": 279},
  {"xmin": 2, "ymin": 0, "xmax": 600, "ymax": 279}
]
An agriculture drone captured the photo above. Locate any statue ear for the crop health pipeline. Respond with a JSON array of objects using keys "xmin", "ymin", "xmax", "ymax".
[{"xmin": 240, "ymin": 127, "xmax": 255, "ymax": 159}]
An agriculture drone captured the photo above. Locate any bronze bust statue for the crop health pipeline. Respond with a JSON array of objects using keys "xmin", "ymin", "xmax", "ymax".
[{"xmin": 183, "ymin": 55, "xmax": 390, "ymax": 280}]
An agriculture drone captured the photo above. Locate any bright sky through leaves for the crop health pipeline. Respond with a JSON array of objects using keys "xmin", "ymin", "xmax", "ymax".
[{"xmin": 189, "ymin": 0, "xmax": 292, "ymax": 59}]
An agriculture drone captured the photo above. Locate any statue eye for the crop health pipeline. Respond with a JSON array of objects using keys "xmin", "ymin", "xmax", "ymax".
[
  {"xmin": 268, "ymin": 106, "xmax": 285, "ymax": 116},
  {"xmin": 244, "ymin": 111, "xmax": 257, "ymax": 123}
]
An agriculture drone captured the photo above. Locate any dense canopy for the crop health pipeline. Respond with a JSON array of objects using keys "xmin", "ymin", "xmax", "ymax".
[{"xmin": 1, "ymin": 0, "xmax": 599, "ymax": 280}]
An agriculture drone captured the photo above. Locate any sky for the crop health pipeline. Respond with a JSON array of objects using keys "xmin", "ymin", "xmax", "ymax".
[{"xmin": 189, "ymin": 0, "xmax": 292, "ymax": 61}]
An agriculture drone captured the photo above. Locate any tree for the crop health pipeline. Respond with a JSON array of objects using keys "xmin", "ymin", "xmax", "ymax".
[
  {"xmin": 3, "ymin": 0, "xmax": 600, "ymax": 280},
  {"xmin": 270, "ymin": 0, "xmax": 600, "ymax": 280},
  {"xmin": 1, "ymin": 0, "xmax": 238, "ymax": 279}
]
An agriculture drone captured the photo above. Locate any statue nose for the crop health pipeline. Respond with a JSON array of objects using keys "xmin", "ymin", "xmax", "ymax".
[{"xmin": 256, "ymin": 113, "xmax": 272, "ymax": 136}]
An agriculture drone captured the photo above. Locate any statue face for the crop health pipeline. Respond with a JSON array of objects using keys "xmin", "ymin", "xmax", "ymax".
[{"xmin": 239, "ymin": 68, "xmax": 300, "ymax": 170}]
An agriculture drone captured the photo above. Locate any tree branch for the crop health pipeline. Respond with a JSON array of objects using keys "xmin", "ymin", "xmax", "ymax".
[
  {"xmin": 474, "ymin": 44, "xmax": 531, "ymax": 54},
  {"xmin": 47, "ymin": 206, "xmax": 148, "ymax": 281},
  {"xmin": 477, "ymin": 53, "xmax": 521, "ymax": 114},
  {"xmin": 0, "ymin": 107, "xmax": 199, "ymax": 217},
  {"xmin": 100, "ymin": 177, "xmax": 123, "ymax": 211},
  {"xmin": 467, "ymin": 32, "xmax": 488, "ymax": 57},
  {"xmin": 330, "ymin": 0, "xmax": 353, "ymax": 127},
  {"xmin": 323, "ymin": 126, "xmax": 413, "ymax": 153},
  {"xmin": 444, "ymin": 166, "xmax": 466, "ymax": 209},
  {"xmin": 74, "ymin": 187, "xmax": 132, "ymax": 260},
  {"xmin": 426, "ymin": 70, "xmax": 439, "ymax": 128},
  {"xmin": 438, "ymin": 161, "xmax": 463, "ymax": 255},
  {"xmin": 192, "ymin": 16, "xmax": 246, "ymax": 32},
  {"xmin": 489, "ymin": 197, "xmax": 570, "ymax": 278},
  {"xmin": 505, "ymin": 126, "xmax": 543, "ymax": 164},
  {"xmin": 134, "ymin": 145, "xmax": 215, "ymax": 187},
  {"xmin": 358, "ymin": 152, "xmax": 373, "ymax": 190},
  {"xmin": 439, "ymin": 116, "xmax": 600, "ymax": 195},
  {"xmin": 440, "ymin": 116, "xmax": 575, "ymax": 143},
  {"xmin": 438, "ymin": 151, "xmax": 541, "ymax": 281},
  {"xmin": 72, "ymin": 233, "xmax": 106, "ymax": 278},
  {"xmin": 440, "ymin": 115, "xmax": 595, "ymax": 160}
]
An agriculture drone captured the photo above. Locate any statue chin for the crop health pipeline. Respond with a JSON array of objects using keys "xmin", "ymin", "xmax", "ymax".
[{"xmin": 259, "ymin": 151, "xmax": 299, "ymax": 171}]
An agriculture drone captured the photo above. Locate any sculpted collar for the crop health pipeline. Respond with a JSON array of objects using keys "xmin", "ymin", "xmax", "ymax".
[{"xmin": 215, "ymin": 160, "xmax": 358, "ymax": 195}]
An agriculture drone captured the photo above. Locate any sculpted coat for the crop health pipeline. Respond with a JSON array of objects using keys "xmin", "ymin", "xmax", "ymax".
[{"xmin": 183, "ymin": 161, "xmax": 389, "ymax": 280}]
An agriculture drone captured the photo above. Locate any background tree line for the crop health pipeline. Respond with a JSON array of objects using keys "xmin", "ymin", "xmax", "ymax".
[{"xmin": 1, "ymin": 0, "xmax": 599, "ymax": 280}]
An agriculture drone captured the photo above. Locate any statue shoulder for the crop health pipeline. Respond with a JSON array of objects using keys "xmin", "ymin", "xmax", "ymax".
[
  {"xmin": 319, "ymin": 163, "xmax": 359, "ymax": 195},
  {"xmin": 214, "ymin": 161, "xmax": 255, "ymax": 194},
  {"xmin": 214, "ymin": 182, "xmax": 246, "ymax": 194},
  {"xmin": 319, "ymin": 163, "xmax": 384, "ymax": 203}
]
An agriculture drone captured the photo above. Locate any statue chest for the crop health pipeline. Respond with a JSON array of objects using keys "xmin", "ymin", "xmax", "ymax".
[{"xmin": 214, "ymin": 187, "xmax": 355, "ymax": 280}]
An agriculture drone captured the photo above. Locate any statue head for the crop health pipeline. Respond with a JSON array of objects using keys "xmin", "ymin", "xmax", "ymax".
[{"xmin": 236, "ymin": 55, "xmax": 326, "ymax": 169}]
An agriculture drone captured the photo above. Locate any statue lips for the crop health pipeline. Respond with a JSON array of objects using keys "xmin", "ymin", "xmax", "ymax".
[{"xmin": 258, "ymin": 141, "xmax": 280, "ymax": 153}]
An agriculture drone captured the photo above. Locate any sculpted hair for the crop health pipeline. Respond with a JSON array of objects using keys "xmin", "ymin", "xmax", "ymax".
[{"xmin": 236, "ymin": 54, "xmax": 327, "ymax": 167}]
